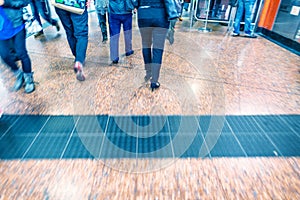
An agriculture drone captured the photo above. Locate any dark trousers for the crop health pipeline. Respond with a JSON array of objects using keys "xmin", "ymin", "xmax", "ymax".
[
  {"xmin": 0, "ymin": 28, "xmax": 32, "ymax": 73},
  {"xmin": 108, "ymin": 13, "xmax": 133, "ymax": 62},
  {"xmin": 32, "ymin": 0, "xmax": 58, "ymax": 28},
  {"xmin": 55, "ymin": 8, "xmax": 89, "ymax": 64},
  {"xmin": 138, "ymin": 11, "xmax": 169, "ymax": 83},
  {"xmin": 96, "ymin": 9, "xmax": 108, "ymax": 39}
]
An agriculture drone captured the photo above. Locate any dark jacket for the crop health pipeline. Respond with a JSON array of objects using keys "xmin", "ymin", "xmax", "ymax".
[
  {"xmin": 2, "ymin": 0, "xmax": 29, "ymax": 28},
  {"xmin": 109, "ymin": 0, "xmax": 135, "ymax": 14},
  {"xmin": 137, "ymin": 0, "xmax": 178, "ymax": 20}
]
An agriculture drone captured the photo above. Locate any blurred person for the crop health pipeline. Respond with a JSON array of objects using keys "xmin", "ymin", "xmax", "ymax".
[
  {"xmin": 54, "ymin": 0, "xmax": 90, "ymax": 81},
  {"xmin": 31, "ymin": 0, "xmax": 60, "ymax": 38},
  {"xmin": 108, "ymin": 0, "xmax": 135, "ymax": 65},
  {"xmin": 136, "ymin": 0, "xmax": 179, "ymax": 91},
  {"xmin": 95, "ymin": 0, "xmax": 108, "ymax": 44},
  {"xmin": 231, "ymin": 0, "xmax": 257, "ymax": 38},
  {"xmin": 0, "ymin": 0, "xmax": 35, "ymax": 93}
]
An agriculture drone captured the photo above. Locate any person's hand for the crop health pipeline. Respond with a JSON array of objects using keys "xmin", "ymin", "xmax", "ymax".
[
  {"xmin": 166, "ymin": 28, "xmax": 175, "ymax": 45},
  {"xmin": 0, "ymin": 0, "xmax": 5, "ymax": 6},
  {"xmin": 86, "ymin": 0, "xmax": 91, "ymax": 8}
]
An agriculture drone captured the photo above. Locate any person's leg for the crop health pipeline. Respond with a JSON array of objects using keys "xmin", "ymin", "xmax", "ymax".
[
  {"xmin": 122, "ymin": 13, "xmax": 133, "ymax": 56},
  {"xmin": 55, "ymin": 8, "xmax": 76, "ymax": 57},
  {"xmin": 14, "ymin": 29, "xmax": 35, "ymax": 93},
  {"xmin": 70, "ymin": 9, "xmax": 89, "ymax": 64},
  {"xmin": 233, "ymin": 0, "xmax": 244, "ymax": 35},
  {"xmin": 36, "ymin": 0, "xmax": 58, "ymax": 26},
  {"xmin": 96, "ymin": 9, "xmax": 108, "ymax": 43},
  {"xmin": 71, "ymin": 9, "xmax": 88, "ymax": 81},
  {"xmin": 31, "ymin": 0, "xmax": 44, "ymax": 36},
  {"xmin": 109, "ymin": 13, "xmax": 122, "ymax": 63},
  {"xmin": 0, "ymin": 39, "xmax": 19, "ymax": 71},
  {"xmin": 138, "ymin": 19, "xmax": 153, "ymax": 81},
  {"xmin": 244, "ymin": 0, "xmax": 255, "ymax": 35},
  {"xmin": 151, "ymin": 27, "xmax": 168, "ymax": 84}
]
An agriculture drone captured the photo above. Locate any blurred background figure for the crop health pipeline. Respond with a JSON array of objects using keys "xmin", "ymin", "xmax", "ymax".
[
  {"xmin": 31, "ymin": 0, "xmax": 60, "ymax": 38},
  {"xmin": 95, "ymin": 0, "xmax": 109, "ymax": 44}
]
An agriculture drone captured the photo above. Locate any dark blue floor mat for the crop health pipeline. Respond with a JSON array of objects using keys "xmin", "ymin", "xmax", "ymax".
[{"xmin": 0, "ymin": 114, "xmax": 299, "ymax": 159}]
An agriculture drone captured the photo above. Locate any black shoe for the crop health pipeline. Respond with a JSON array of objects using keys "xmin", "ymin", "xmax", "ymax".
[
  {"xmin": 55, "ymin": 22, "xmax": 60, "ymax": 32},
  {"xmin": 109, "ymin": 60, "xmax": 118, "ymax": 66},
  {"xmin": 102, "ymin": 38, "xmax": 108, "ymax": 44},
  {"xmin": 150, "ymin": 82, "xmax": 160, "ymax": 92},
  {"xmin": 125, "ymin": 50, "xmax": 134, "ymax": 57},
  {"xmin": 34, "ymin": 31, "xmax": 44, "ymax": 39}
]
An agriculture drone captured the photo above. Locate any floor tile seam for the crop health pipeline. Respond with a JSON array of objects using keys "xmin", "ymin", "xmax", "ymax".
[
  {"xmin": 166, "ymin": 117, "xmax": 175, "ymax": 159},
  {"xmin": 27, "ymin": 50, "xmax": 74, "ymax": 61},
  {"xmin": 278, "ymin": 115, "xmax": 300, "ymax": 138},
  {"xmin": 0, "ymin": 116, "xmax": 21, "ymax": 140},
  {"xmin": 222, "ymin": 81, "xmax": 296, "ymax": 95},
  {"xmin": 98, "ymin": 116, "xmax": 110, "ymax": 158},
  {"xmin": 21, "ymin": 116, "xmax": 51, "ymax": 159},
  {"xmin": 197, "ymin": 118, "xmax": 212, "ymax": 158},
  {"xmin": 225, "ymin": 119, "xmax": 248, "ymax": 157},
  {"xmin": 251, "ymin": 116, "xmax": 284, "ymax": 157},
  {"xmin": 60, "ymin": 116, "xmax": 81, "ymax": 159}
]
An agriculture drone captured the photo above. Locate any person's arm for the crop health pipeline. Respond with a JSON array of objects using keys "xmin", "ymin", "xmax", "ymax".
[{"xmin": 164, "ymin": 0, "xmax": 179, "ymax": 20}]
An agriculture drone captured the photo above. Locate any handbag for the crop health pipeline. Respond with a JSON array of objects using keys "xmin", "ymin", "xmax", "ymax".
[
  {"xmin": 51, "ymin": 0, "xmax": 86, "ymax": 15},
  {"xmin": 23, "ymin": 4, "xmax": 43, "ymax": 36}
]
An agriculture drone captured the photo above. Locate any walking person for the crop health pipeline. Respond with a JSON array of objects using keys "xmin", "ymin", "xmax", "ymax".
[
  {"xmin": 53, "ymin": 1, "xmax": 90, "ymax": 81},
  {"xmin": 95, "ymin": 0, "xmax": 108, "ymax": 44},
  {"xmin": 231, "ymin": 0, "xmax": 257, "ymax": 38},
  {"xmin": 136, "ymin": 0, "xmax": 179, "ymax": 91},
  {"xmin": 31, "ymin": 0, "xmax": 60, "ymax": 38},
  {"xmin": 0, "ymin": 0, "xmax": 35, "ymax": 93},
  {"xmin": 108, "ymin": 0, "xmax": 135, "ymax": 65}
]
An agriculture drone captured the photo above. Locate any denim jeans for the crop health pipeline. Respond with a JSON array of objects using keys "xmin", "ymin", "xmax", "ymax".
[
  {"xmin": 0, "ymin": 28, "xmax": 32, "ymax": 73},
  {"xmin": 138, "ymin": 8, "xmax": 169, "ymax": 83},
  {"xmin": 108, "ymin": 13, "xmax": 133, "ymax": 62},
  {"xmin": 233, "ymin": 0, "xmax": 255, "ymax": 34},
  {"xmin": 32, "ymin": 0, "xmax": 58, "ymax": 27},
  {"xmin": 55, "ymin": 8, "xmax": 89, "ymax": 64}
]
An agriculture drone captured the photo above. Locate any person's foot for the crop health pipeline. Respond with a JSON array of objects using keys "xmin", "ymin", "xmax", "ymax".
[
  {"xmin": 34, "ymin": 31, "xmax": 44, "ymax": 39},
  {"xmin": 55, "ymin": 23, "xmax": 60, "ymax": 32},
  {"xmin": 150, "ymin": 82, "xmax": 160, "ymax": 92},
  {"xmin": 125, "ymin": 50, "xmax": 134, "ymax": 57},
  {"xmin": 102, "ymin": 35, "xmax": 108, "ymax": 44},
  {"xmin": 231, "ymin": 32, "xmax": 240, "ymax": 37},
  {"xmin": 109, "ymin": 60, "xmax": 118, "ymax": 66},
  {"xmin": 74, "ymin": 61, "xmax": 85, "ymax": 81},
  {"xmin": 244, "ymin": 33, "xmax": 257, "ymax": 38}
]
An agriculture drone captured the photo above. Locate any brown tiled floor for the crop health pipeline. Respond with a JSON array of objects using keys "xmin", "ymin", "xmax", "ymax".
[
  {"xmin": 0, "ymin": 8, "xmax": 300, "ymax": 199},
  {"xmin": 0, "ymin": 11, "xmax": 299, "ymax": 115}
]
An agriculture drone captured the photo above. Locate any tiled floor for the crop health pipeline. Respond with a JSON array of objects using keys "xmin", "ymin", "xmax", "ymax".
[{"xmin": 0, "ymin": 7, "xmax": 300, "ymax": 199}]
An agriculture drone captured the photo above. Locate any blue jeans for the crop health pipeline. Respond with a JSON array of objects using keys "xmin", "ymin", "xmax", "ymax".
[
  {"xmin": 0, "ymin": 28, "xmax": 32, "ymax": 73},
  {"xmin": 233, "ymin": 0, "xmax": 255, "ymax": 34},
  {"xmin": 55, "ymin": 8, "xmax": 89, "ymax": 64},
  {"xmin": 32, "ymin": 0, "xmax": 58, "ymax": 28},
  {"xmin": 138, "ymin": 8, "xmax": 169, "ymax": 83},
  {"xmin": 108, "ymin": 13, "xmax": 133, "ymax": 62}
]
